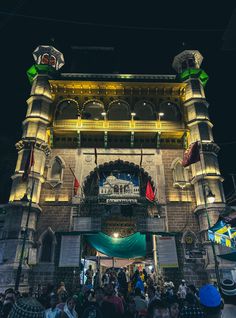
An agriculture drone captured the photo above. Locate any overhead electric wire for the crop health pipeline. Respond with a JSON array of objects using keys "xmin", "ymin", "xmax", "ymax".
[
  {"xmin": 0, "ymin": 10, "xmax": 225, "ymax": 32},
  {"xmin": 218, "ymin": 140, "xmax": 236, "ymax": 146}
]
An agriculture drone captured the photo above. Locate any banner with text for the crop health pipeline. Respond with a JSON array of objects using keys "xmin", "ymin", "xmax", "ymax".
[
  {"xmin": 59, "ymin": 235, "xmax": 81, "ymax": 267},
  {"xmin": 157, "ymin": 236, "xmax": 179, "ymax": 268}
]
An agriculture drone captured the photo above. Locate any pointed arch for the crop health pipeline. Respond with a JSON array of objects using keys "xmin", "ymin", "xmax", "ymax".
[
  {"xmin": 38, "ymin": 227, "xmax": 57, "ymax": 263},
  {"xmin": 47, "ymin": 155, "xmax": 65, "ymax": 186},
  {"xmin": 171, "ymin": 158, "xmax": 190, "ymax": 188}
]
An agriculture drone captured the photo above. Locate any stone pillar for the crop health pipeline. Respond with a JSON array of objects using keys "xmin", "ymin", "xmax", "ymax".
[
  {"xmin": 0, "ymin": 46, "xmax": 64, "ymax": 291},
  {"xmin": 172, "ymin": 50, "xmax": 228, "ymax": 282}
]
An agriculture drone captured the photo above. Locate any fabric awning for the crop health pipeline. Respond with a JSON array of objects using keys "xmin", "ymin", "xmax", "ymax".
[
  {"xmin": 208, "ymin": 217, "xmax": 236, "ymax": 248},
  {"xmin": 85, "ymin": 232, "xmax": 146, "ymax": 258},
  {"xmin": 218, "ymin": 251, "xmax": 236, "ymax": 262}
]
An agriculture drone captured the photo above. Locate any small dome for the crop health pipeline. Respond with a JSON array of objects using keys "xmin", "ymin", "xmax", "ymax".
[{"xmin": 106, "ymin": 175, "xmax": 117, "ymax": 181}]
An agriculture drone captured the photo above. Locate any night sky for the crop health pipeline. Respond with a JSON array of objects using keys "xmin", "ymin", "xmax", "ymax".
[{"xmin": 0, "ymin": 2, "xmax": 236, "ymax": 203}]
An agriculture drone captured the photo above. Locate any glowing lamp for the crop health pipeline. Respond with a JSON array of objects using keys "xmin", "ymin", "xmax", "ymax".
[
  {"xmin": 113, "ymin": 232, "xmax": 119, "ymax": 238},
  {"xmin": 207, "ymin": 190, "xmax": 215, "ymax": 204}
]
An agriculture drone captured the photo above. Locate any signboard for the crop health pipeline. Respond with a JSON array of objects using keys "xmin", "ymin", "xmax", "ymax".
[
  {"xmin": 28, "ymin": 248, "xmax": 37, "ymax": 265},
  {"xmin": 157, "ymin": 236, "xmax": 179, "ymax": 268},
  {"xmin": 137, "ymin": 218, "xmax": 165, "ymax": 233},
  {"xmin": 99, "ymin": 172, "xmax": 139, "ymax": 204},
  {"xmin": 59, "ymin": 235, "xmax": 81, "ymax": 267},
  {"xmin": 73, "ymin": 217, "xmax": 101, "ymax": 232}
]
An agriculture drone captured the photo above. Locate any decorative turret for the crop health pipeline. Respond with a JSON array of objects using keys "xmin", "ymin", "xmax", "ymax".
[
  {"xmin": 27, "ymin": 45, "xmax": 64, "ymax": 84},
  {"xmin": 172, "ymin": 50, "xmax": 209, "ymax": 88},
  {"xmin": 173, "ymin": 49, "xmax": 226, "ymax": 283},
  {"xmin": 172, "ymin": 50, "xmax": 203, "ymax": 73},
  {"xmin": 33, "ymin": 45, "xmax": 65, "ymax": 70},
  {"xmin": 10, "ymin": 45, "xmax": 65, "ymax": 204}
]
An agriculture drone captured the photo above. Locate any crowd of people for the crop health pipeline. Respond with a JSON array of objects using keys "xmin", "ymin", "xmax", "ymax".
[{"xmin": 0, "ymin": 266, "xmax": 236, "ymax": 317}]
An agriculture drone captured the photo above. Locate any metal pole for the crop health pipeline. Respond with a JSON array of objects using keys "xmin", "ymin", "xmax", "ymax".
[
  {"xmin": 15, "ymin": 180, "xmax": 35, "ymax": 291},
  {"xmin": 152, "ymin": 234, "xmax": 158, "ymax": 276},
  {"xmin": 203, "ymin": 186, "xmax": 221, "ymax": 287}
]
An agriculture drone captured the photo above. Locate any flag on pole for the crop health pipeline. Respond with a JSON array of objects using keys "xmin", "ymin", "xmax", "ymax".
[
  {"xmin": 94, "ymin": 148, "xmax": 98, "ymax": 166},
  {"xmin": 69, "ymin": 167, "xmax": 80, "ymax": 195},
  {"xmin": 22, "ymin": 145, "xmax": 35, "ymax": 181},
  {"xmin": 182, "ymin": 141, "xmax": 200, "ymax": 167},
  {"xmin": 73, "ymin": 178, "xmax": 80, "ymax": 196},
  {"xmin": 145, "ymin": 180, "xmax": 155, "ymax": 202},
  {"xmin": 140, "ymin": 148, "xmax": 143, "ymax": 167}
]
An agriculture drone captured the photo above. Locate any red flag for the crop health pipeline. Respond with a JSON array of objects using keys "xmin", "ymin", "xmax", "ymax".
[
  {"xmin": 182, "ymin": 141, "xmax": 200, "ymax": 167},
  {"xmin": 146, "ymin": 180, "xmax": 155, "ymax": 202},
  {"xmin": 22, "ymin": 145, "xmax": 35, "ymax": 181},
  {"xmin": 73, "ymin": 178, "xmax": 80, "ymax": 196},
  {"xmin": 69, "ymin": 167, "xmax": 80, "ymax": 195}
]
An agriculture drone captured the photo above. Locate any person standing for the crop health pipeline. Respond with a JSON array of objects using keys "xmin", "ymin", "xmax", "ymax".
[
  {"xmin": 102, "ymin": 270, "xmax": 110, "ymax": 286},
  {"xmin": 93, "ymin": 270, "xmax": 100, "ymax": 289},
  {"xmin": 95, "ymin": 287, "xmax": 117, "ymax": 318},
  {"xmin": 45, "ymin": 295, "xmax": 61, "ymax": 318},
  {"xmin": 178, "ymin": 280, "xmax": 187, "ymax": 300},
  {"xmin": 61, "ymin": 297, "xmax": 78, "ymax": 318},
  {"xmin": 85, "ymin": 265, "xmax": 94, "ymax": 286},
  {"xmin": 124, "ymin": 267, "xmax": 130, "ymax": 284},
  {"xmin": 199, "ymin": 284, "xmax": 223, "ymax": 318},
  {"xmin": 118, "ymin": 268, "xmax": 128, "ymax": 293},
  {"xmin": 57, "ymin": 282, "xmax": 67, "ymax": 299},
  {"xmin": 104, "ymin": 283, "xmax": 124, "ymax": 316},
  {"xmin": 134, "ymin": 287, "xmax": 147, "ymax": 312}
]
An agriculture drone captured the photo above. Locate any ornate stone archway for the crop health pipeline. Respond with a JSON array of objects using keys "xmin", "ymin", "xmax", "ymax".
[{"xmin": 79, "ymin": 159, "xmax": 158, "ymax": 237}]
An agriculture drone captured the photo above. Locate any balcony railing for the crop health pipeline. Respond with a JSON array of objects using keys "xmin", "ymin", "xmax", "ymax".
[{"xmin": 53, "ymin": 119, "xmax": 185, "ymax": 132}]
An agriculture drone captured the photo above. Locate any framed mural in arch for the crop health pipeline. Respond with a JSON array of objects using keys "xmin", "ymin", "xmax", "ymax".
[{"xmin": 98, "ymin": 171, "xmax": 140, "ymax": 204}]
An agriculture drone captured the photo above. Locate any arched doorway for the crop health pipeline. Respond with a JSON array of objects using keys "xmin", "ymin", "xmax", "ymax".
[
  {"xmin": 82, "ymin": 159, "xmax": 157, "ymax": 237},
  {"xmin": 77, "ymin": 160, "xmax": 162, "ymax": 282}
]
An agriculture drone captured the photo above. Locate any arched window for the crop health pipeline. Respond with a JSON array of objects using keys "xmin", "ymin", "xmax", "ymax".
[
  {"xmin": 55, "ymin": 99, "xmax": 78, "ymax": 120},
  {"xmin": 171, "ymin": 159, "xmax": 190, "ymax": 188},
  {"xmin": 51, "ymin": 159, "xmax": 61, "ymax": 180},
  {"xmin": 159, "ymin": 101, "xmax": 182, "ymax": 121},
  {"xmin": 108, "ymin": 100, "xmax": 130, "ymax": 120},
  {"xmin": 47, "ymin": 156, "xmax": 65, "ymax": 187},
  {"xmin": 82, "ymin": 100, "xmax": 104, "ymax": 120},
  {"xmin": 134, "ymin": 101, "xmax": 155, "ymax": 120},
  {"xmin": 39, "ymin": 228, "xmax": 56, "ymax": 263}
]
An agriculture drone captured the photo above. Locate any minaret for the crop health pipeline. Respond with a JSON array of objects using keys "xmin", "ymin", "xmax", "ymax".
[
  {"xmin": 0, "ymin": 46, "xmax": 64, "ymax": 290},
  {"xmin": 172, "ymin": 50, "xmax": 226, "ymax": 281}
]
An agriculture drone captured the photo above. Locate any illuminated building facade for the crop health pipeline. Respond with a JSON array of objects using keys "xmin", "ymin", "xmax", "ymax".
[{"xmin": 0, "ymin": 45, "xmax": 234, "ymax": 290}]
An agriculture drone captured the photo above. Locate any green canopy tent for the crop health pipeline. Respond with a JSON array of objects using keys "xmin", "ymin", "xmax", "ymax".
[{"xmin": 85, "ymin": 232, "xmax": 146, "ymax": 259}]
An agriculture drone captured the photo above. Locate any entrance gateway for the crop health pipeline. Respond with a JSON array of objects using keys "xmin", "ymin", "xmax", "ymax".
[
  {"xmin": 0, "ymin": 45, "xmax": 232, "ymax": 291},
  {"xmin": 59, "ymin": 160, "xmax": 178, "ymax": 282}
]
